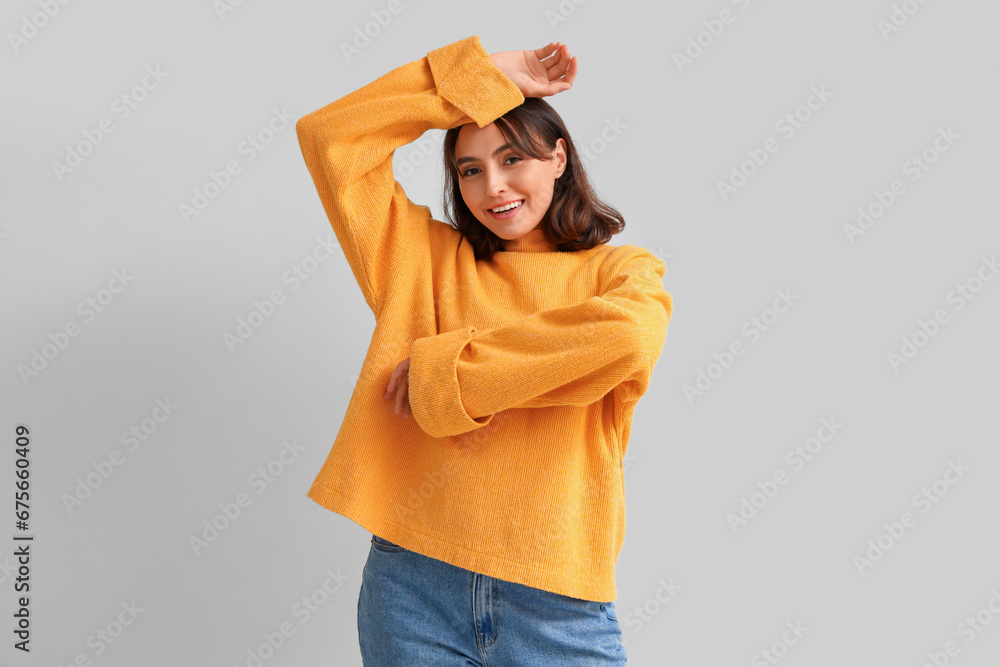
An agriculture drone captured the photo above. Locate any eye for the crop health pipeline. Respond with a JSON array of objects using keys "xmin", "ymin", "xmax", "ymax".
[{"xmin": 460, "ymin": 155, "xmax": 522, "ymax": 178}]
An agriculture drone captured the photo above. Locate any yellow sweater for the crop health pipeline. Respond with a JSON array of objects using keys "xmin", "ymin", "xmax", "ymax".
[{"xmin": 295, "ymin": 34, "xmax": 673, "ymax": 603}]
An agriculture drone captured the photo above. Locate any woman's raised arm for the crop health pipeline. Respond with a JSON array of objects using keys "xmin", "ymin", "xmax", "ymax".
[{"xmin": 294, "ymin": 36, "xmax": 524, "ymax": 315}]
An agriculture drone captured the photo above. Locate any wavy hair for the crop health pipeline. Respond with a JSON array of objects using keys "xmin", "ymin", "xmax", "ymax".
[{"xmin": 442, "ymin": 97, "xmax": 624, "ymax": 261}]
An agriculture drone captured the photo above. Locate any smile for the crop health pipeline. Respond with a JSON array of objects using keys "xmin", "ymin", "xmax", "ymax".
[{"xmin": 488, "ymin": 199, "xmax": 524, "ymax": 217}]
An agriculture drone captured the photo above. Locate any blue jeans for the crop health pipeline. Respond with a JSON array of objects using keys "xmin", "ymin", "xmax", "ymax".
[{"xmin": 358, "ymin": 534, "xmax": 627, "ymax": 665}]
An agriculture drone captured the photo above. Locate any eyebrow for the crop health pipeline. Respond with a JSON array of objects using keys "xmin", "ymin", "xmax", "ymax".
[{"xmin": 456, "ymin": 142, "xmax": 515, "ymax": 166}]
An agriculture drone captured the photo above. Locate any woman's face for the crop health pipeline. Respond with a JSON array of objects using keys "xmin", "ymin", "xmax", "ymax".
[{"xmin": 454, "ymin": 122, "xmax": 566, "ymax": 241}]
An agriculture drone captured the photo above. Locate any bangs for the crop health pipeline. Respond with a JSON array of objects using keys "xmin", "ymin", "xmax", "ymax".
[{"xmin": 494, "ymin": 114, "xmax": 552, "ymax": 160}]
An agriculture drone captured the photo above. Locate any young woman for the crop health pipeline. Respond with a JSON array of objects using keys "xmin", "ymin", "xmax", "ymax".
[{"xmin": 295, "ymin": 35, "xmax": 672, "ymax": 665}]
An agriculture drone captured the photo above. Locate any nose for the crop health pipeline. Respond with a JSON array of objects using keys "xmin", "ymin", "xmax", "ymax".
[{"xmin": 484, "ymin": 167, "xmax": 507, "ymax": 197}]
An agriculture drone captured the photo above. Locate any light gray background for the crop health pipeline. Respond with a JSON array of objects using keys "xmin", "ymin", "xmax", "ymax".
[{"xmin": 2, "ymin": 0, "xmax": 999, "ymax": 665}]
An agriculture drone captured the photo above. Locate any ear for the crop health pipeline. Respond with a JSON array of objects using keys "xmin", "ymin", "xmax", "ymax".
[{"xmin": 553, "ymin": 137, "xmax": 568, "ymax": 178}]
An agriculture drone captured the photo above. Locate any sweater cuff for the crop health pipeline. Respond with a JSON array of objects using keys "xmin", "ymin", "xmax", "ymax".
[
  {"xmin": 427, "ymin": 35, "xmax": 525, "ymax": 129},
  {"xmin": 408, "ymin": 326, "xmax": 493, "ymax": 438}
]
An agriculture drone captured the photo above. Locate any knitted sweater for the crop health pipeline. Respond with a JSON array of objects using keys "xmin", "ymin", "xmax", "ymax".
[{"xmin": 294, "ymin": 34, "xmax": 672, "ymax": 603}]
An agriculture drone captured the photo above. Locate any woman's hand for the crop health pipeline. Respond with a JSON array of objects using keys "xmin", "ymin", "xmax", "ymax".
[
  {"xmin": 384, "ymin": 357, "xmax": 412, "ymax": 418},
  {"xmin": 489, "ymin": 41, "xmax": 578, "ymax": 99}
]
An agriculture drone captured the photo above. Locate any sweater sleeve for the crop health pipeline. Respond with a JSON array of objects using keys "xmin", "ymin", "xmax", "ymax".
[
  {"xmin": 294, "ymin": 35, "xmax": 525, "ymax": 314},
  {"xmin": 407, "ymin": 250, "xmax": 673, "ymax": 438}
]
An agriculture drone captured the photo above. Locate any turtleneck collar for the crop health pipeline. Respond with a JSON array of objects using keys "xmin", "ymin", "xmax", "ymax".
[{"xmin": 502, "ymin": 226, "xmax": 558, "ymax": 253}]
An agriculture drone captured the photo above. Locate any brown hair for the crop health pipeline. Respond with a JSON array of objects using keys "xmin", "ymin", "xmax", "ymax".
[{"xmin": 442, "ymin": 97, "xmax": 625, "ymax": 261}]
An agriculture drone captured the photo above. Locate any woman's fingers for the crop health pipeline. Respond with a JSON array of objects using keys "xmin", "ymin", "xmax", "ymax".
[
  {"xmin": 561, "ymin": 55, "xmax": 578, "ymax": 88},
  {"xmin": 542, "ymin": 42, "xmax": 565, "ymax": 66},
  {"xmin": 533, "ymin": 42, "xmax": 559, "ymax": 61},
  {"xmin": 540, "ymin": 44, "xmax": 566, "ymax": 77},
  {"xmin": 540, "ymin": 44, "xmax": 576, "ymax": 92},
  {"xmin": 385, "ymin": 358, "xmax": 411, "ymax": 412},
  {"xmin": 394, "ymin": 370, "xmax": 408, "ymax": 415},
  {"xmin": 548, "ymin": 58, "xmax": 576, "ymax": 90},
  {"xmin": 384, "ymin": 369, "xmax": 395, "ymax": 399}
]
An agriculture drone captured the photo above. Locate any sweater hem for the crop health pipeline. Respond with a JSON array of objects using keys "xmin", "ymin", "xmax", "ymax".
[{"xmin": 306, "ymin": 478, "xmax": 618, "ymax": 603}]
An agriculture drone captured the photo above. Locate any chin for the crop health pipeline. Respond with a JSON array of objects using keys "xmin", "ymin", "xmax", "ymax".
[{"xmin": 499, "ymin": 225, "xmax": 536, "ymax": 241}]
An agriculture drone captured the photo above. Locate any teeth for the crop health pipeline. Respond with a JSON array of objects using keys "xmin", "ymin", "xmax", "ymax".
[{"xmin": 491, "ymin": 200, "xmax": 523, "ymax": 213}]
